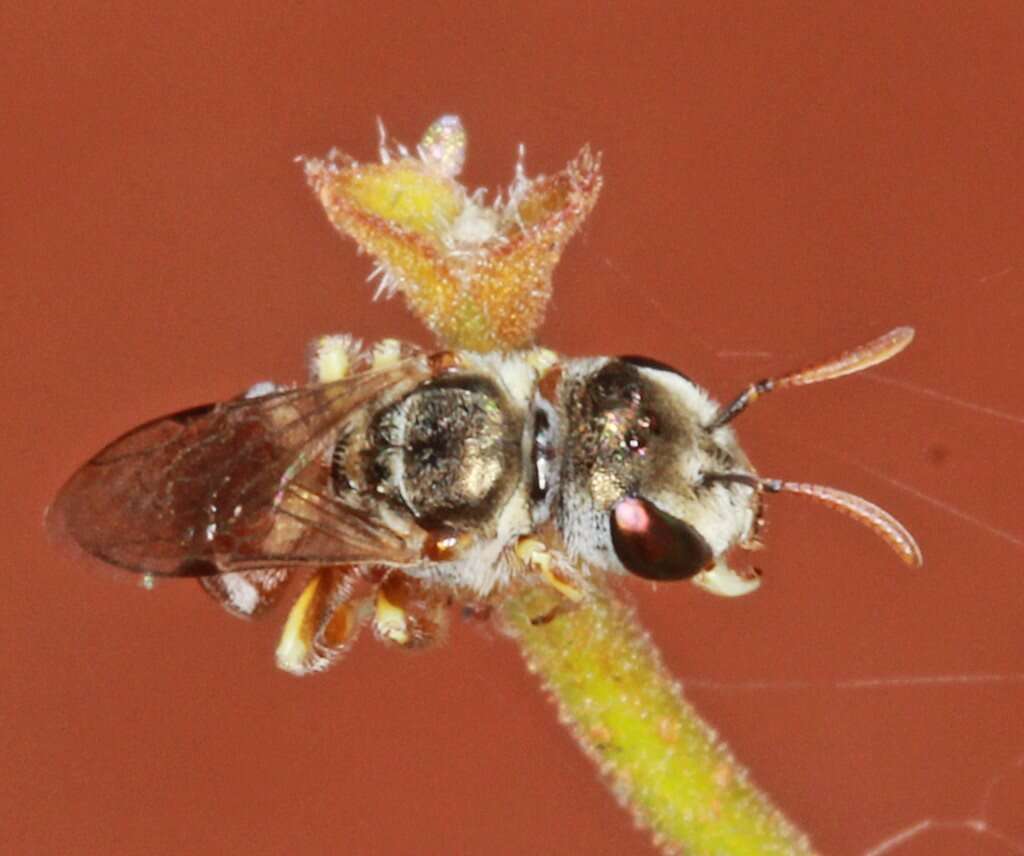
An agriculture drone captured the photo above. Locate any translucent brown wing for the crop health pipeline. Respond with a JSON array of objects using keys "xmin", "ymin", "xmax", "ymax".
[{"xmin": 50, "ymin": 361, "xmax": 433, "ymax": 577}]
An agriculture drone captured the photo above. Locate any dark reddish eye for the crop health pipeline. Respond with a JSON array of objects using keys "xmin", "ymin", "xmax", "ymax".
[
  {"xmin": 610, "ymin": 497, "xmax": 713, "ymax": 581},
  {"xmin": 589, "ymin": 361, "xmax": 642, "ymax": 409},
  {"xmin": 619, "ymin": 355, "xmax": 692, "ymax": 384}
]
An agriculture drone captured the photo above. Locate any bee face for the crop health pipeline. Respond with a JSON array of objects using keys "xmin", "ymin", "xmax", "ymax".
[{"xmin": 554, "ymin": 357, "xmax": 758, "ymax": 580}]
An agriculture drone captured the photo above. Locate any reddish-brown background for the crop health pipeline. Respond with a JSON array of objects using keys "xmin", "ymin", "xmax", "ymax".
[{"xmin": 5, "ymin": 5, "xmax": 1023, "ymax": 855}]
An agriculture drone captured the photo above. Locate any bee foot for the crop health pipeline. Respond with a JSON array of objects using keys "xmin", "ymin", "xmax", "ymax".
[
  {"xmin": 373, "ymin": 587, "xmax": 411, "ymax": 646},
  {"xmin": 515, "ymin": 537, "xmax": 585, "ymax": 603}
]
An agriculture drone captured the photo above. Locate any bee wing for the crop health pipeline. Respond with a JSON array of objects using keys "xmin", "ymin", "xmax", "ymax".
[{"xmin": 50, "ymin": 361, "xmax": 433, "ymax": 577}]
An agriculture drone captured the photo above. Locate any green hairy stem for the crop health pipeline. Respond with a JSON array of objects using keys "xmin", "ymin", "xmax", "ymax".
[{"xmin": 501, "ymin": 582, "xmax": 816, "ymax": 855}]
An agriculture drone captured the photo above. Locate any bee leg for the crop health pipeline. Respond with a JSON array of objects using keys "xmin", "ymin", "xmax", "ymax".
[
  {"xmin": 309, "ymin": 334, "xmax": 365, "ymax": 383},
  {"xmin": 460, "ymin": 602, "xmax": 493, "ymax": 622},
  {"xmin": 373, "ymin": 581, "xmax": 411, "ymax": 646},
  {"xmin": 198, "ymin": 568, "xmax": 292, "ymax": 619},
  {"xmin": 527, "ymin": 601, "xmax": 582, "ymax": 626},
  {"xmin": 369, "ymin": 338, "xmax": 422, "ymax": 370},
  {"xmin": 310, "ymin": 335, "xmax": 424, "ymax": 382},
  {"xmin": 372, "ymin": 572, "xmax": 448, "ymax": 649},
  {"xmin": 275, "ymin": 567, "xmax": 371, "ymax": 675},
  {"xmin": 691, "ymin": 561, "xmax": 762, "ymax": 598},
  {"xmin": 514, "ymin": 537, "xmax": 586, "ymax": 604}
]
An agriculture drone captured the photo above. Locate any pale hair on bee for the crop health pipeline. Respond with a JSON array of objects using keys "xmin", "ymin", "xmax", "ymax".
[
  {"xmin": 51, "ymin": 323, "xmax": 920, "ymax": 675},
  {"xmin": 51, "ymin": 115, "xmax": 920, "ymax": 674}
]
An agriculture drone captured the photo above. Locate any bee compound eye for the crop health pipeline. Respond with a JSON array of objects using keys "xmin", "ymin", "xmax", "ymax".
[
  {"xmin": 618, "ymin": 355, "xmax": 692, "ymax": 384},
  {"xmin": 590, "ymin": 360, "xmax": 641, "ymax": 409},
  {"xmin": 609, "ymin": 496, "xmax": 714, "ymax": 581}
]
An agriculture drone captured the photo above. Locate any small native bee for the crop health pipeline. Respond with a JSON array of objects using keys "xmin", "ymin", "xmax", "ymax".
[{"xmin": 51, "ymin": 327, "xmax": 921, "ymax": 674}]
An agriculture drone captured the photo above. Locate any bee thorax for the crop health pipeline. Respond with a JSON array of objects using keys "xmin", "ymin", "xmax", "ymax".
[{"xmin": 362, "ymin": 376, "xmax": 521, "ymax": 530}]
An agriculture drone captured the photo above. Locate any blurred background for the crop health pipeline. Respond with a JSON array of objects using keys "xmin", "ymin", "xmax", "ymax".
[{"xmin": 5, "ymin": 4, "xmax": 1022, "ymax": 854}]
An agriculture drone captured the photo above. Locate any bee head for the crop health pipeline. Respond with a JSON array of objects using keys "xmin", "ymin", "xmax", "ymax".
[
  {"xmin": 553, "ymin": 327, "xmax": 922, "ymax": 587},
  {"xmin": 554, "ymin": 357, "xmax": 759, "ymax": 581}
]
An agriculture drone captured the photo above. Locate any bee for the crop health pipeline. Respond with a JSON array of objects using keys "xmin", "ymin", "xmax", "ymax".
[{"xmin": 51, "ymin": 326, "xmax": 920, "ymax": 674}]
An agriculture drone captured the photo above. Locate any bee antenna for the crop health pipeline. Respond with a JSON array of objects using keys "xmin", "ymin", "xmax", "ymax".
[
  {"xmin": 703, "ymin": 472, "xmax": 923, "ymax": 567},
  {"xmin": 708, "ymin": 326, "xmax": 915, "ymax": 429}
]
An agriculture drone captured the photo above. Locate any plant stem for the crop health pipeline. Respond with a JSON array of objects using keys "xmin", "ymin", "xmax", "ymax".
[{"xmin": 500, "ymin": 581, "xmax": 817, "ymax": 855}]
